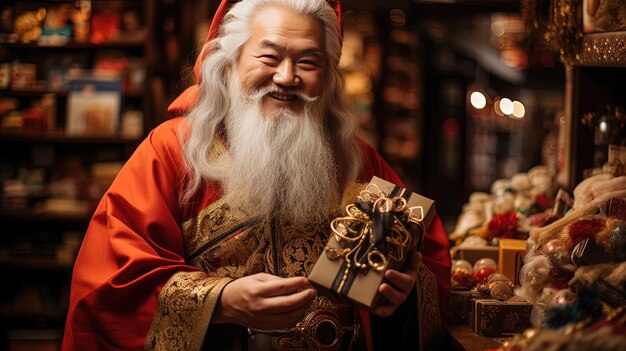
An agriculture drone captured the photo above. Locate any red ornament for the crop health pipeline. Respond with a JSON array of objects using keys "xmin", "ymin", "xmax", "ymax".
[
  {"xmin": 452, "ymin": 269, "xmax": 475, "ymax": 288},
  {"xmin": 474, "ymin": 267, "xmax": 496, "ymax": 284}
]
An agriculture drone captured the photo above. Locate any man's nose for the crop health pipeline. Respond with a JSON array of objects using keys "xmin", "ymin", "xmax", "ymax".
[{"xmin": 273, "ymin": 60, "xmax": 300, "ymax": 87}]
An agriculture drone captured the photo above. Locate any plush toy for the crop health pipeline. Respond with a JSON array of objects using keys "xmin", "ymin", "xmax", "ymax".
[
  {"xmin": 71, "ymin": 1, "xmax": 91, "ymax": 42},
  {"xmin": 13, "ymin": 8, "xmax": 46, "ymax": 44}
]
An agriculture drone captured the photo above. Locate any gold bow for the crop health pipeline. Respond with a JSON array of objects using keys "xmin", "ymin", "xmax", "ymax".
[{"xmin": 326, "ymin": 184, "xmax": 425, "ymax": 293}]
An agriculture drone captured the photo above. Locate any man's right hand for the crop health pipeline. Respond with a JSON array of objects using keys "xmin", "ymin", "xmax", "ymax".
[{"xmin": 212, "ymin": 273, "xmax": 316, "ymax": 330}]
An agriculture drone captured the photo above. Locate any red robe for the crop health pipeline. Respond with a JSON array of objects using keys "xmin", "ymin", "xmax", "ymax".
[{"xmin": 62, "ymin": 117, "xmax": 450, "ymax": 350}]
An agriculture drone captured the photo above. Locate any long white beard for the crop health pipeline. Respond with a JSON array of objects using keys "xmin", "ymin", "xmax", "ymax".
[{"xmin": 216, "ymin": 77, "xmax": 341, "ymax": 224}]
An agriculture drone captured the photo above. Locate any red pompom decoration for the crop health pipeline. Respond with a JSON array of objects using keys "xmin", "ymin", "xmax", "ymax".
[
  {"xmin": 566, "ymin": 218, "xmax": 605, "ymax": 251},
  {"xmin": 473, "ymin": 267, "xmax": 496, "ymax": 284},
  {"xmin": 487, "ymin": 212, "xmax": 519, "ymax": 241}
]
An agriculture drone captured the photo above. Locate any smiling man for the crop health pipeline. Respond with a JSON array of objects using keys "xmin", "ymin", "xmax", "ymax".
[
  {"xmin": 236, "ymin": 6, "xmax": 325, "ymax": 116},
  {"xmin": 62, "ymin": 1, "xmax": 451, "ymax": 350}
]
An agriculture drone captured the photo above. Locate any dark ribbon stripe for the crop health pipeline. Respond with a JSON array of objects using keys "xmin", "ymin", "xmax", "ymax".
[
  {"xmin": 593, "ymin": 279, "xmax": 626, "ymax": 307},
  {"xmin": 332, "ymin": 185, "xmax": 415, "ymax": 297}
]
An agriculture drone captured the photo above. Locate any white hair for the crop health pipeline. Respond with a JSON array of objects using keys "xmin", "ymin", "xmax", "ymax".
[{"xmin": 179, "ymin": 0, "xmax": 362, "ymax": 214}]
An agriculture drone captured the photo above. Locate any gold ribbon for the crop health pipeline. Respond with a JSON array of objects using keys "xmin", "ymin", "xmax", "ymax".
[{"xmin": 326, "ymin": 184, "xmax": 425, "ymax": 293}]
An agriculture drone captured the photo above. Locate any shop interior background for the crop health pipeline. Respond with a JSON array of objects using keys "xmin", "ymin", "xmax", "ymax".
[{"xmin": 152, "ymin": 0, "xmax": 565, "ymax": 230}]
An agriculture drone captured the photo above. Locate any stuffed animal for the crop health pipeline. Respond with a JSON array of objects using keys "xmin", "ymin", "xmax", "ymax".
[{"xmin": 14, "ymin": 8, "xmax": 46, "ymax": 44}]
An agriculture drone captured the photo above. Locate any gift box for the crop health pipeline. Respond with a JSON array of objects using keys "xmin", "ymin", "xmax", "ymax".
[
  {"xmin": 470, "ymin": 298, "xmax": 532, "ymax": 336},
  {"xmin": 308, "ymin": 176, "xmax": 435, "ymax": 310},
  {"xmin": 497, "ymin": 239, "xmax": 526, "ymax": 285},
  {"xmin": 447, "ymin": 290, "xmax": 489, "ymax": 325}
]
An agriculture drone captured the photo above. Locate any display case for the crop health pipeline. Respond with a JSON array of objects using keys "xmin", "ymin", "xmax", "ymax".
[{"xmin": 543, "ymin": 0, "xmax": 626, "ymax": 189}]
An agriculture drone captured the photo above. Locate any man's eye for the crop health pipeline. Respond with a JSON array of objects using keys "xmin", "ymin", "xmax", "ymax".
[
  {"xmin": 261, "ymin": 55, "xmax": 278, "ymax": 61},
  {"xmin": 299, "ymin": 60, "xmax": 319, "ymax": 68}
]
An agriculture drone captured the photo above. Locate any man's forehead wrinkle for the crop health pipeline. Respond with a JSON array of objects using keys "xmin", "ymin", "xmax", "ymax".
[{"xmin": 257, "ymin": 39, "xmax": 323, "ymax": 56}]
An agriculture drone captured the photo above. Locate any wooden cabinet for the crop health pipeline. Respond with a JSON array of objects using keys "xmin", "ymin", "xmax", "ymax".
[{"xmin": 551, "ymin": 23, "xmax": 626, "ymax": 188}]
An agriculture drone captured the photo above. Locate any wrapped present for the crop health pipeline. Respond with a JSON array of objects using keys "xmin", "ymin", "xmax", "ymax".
[
  {"xmin": 308, "ymin": 176, "xmax": 435, "ymax": 310},
  {"xmin": 447, "ymin": 290, "xmax": 489, "ymax": 325},
  {"xmin": 470, "ymin": 298, "xmax": 532, "ymax": 337}
]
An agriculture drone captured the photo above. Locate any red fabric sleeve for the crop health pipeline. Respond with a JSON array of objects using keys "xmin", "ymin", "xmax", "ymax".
[
  {"xmin": 357, "ymin": 137, "xmax": 452, "ymax": 330},
  {"xmin": 62, "ymin": 118, "xmax": 199, "ymax": 350}
]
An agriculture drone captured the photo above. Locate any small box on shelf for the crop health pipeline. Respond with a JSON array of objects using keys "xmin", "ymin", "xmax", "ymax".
[
  {"xmin": 498, "ymin": 239, "xmax": 526, "ymax": 285},
  {"xmin": 470, "ymin": 298, "xmax": 532, "ymax": 337}
]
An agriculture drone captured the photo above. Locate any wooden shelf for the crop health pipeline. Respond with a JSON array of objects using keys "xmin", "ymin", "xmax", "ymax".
[
  {"xmin": 0, "ymin": 89, "xmax": 145, "ymax": 98},
  {"xmin": 0, "ymin": 310, "xmax": 66, "ymax": 322},
  {"xmin": 0, "ymin": 131, "xmax": 141, "ymax": 144},
  {"xmin": 0, "ymin": 210, "xmax": 90, "ymax": 223},
  {"xmin": 0, "ymin": 258, "xmax": 73, "ymax": 271},
  {"xmin": 1, "ymin": 40, "xmax": 146, "ymax": 50},
  {"xmin": 444, "ymin": 324, "xmax": 507, "ymax": 351}
]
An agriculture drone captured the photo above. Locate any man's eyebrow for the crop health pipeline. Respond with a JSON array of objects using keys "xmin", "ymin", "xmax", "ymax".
[{"xmin": 259, "ymin": 40, "xmax": 323, "ymax": 57}]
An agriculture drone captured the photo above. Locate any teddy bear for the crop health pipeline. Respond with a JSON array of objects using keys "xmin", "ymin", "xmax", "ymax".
[{"xmin": 13, "ymin": 8, "xmax": 46, "ymax": 44}]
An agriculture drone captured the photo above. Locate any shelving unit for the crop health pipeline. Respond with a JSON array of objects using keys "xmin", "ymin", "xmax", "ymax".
[
  {"xmin": 0, "ymin": 1, "xmax": 159, "ymax": 349},
  {"xmin": 550, "ymin": 11, "xmax": 626, "ymax": 188}
]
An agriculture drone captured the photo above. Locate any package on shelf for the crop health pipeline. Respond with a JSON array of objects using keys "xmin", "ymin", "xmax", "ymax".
[
  {"xmin": 471, "ymin": 298, "xmax": 532, "ymax": 337},
  {"xmin": 498, "ymin": 239, "xmax": 527, "ymax": 285},
  {"xmin": 10, "ymin": 62, "xmax": 37, "ymax": 90},
  {"xmin": 447, "ymin": 289, "xmax": 489, "ymax": 325}
]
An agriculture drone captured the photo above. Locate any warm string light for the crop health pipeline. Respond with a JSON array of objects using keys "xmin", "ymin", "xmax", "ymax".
[
  {"xmin": 470, "ymin": 91, "xmax": 487, "ymax": 109},
  {"xmin": 467, "ymin": 89, "xmax": 526, "ymax": 119}
]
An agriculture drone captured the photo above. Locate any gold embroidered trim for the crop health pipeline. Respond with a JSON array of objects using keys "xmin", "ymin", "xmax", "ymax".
[
  {"xmin": 182, "ymin": 198, "xmax": 250, "ymax": 257},
  {"xmin": 416, "ymin": 265, "xmax": 442, "ymax": 351},
  {"xmin": 280, "ymin": 221, "xmax": 328, "ymax": 277},
  {"xmin": 194, "ymin": 222, "xmax": 274, "ymax": 278},
  {"xmin": 144, "ymin": 271, "xmax": 232, "ymax": 351}
]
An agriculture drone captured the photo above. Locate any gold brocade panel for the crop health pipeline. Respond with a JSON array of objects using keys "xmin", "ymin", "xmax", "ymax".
[{"xmin": 182, "ymin": 199, "xmax": 332, "ymax": 278}]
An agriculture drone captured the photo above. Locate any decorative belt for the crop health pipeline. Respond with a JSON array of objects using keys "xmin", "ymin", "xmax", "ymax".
[{"xmin": 247, "ymin": 295, "xmax": 360, "ymax": 351}]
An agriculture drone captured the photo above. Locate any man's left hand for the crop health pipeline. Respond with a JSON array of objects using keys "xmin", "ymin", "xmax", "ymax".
[{"xmin": 371, "ymin": 250, "xmax": 422, "ymax": 318}]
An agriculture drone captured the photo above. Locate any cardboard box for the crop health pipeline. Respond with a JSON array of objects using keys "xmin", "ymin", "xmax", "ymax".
[
  {"xmin": 308, "ymin": 176, "xmax": 435, "ymax": 310},
  {"xmin": 498, "ymin": 239, "xmax": 526, "ymax": 285},
  {"xmin": 471, "ymin": 299, "xmax": 532, "ymax": 336}
]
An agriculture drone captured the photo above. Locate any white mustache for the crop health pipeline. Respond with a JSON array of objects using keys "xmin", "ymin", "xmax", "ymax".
[{"xmin": 248, "ymin": 86, "xmax": 319, "ymax": 103}]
